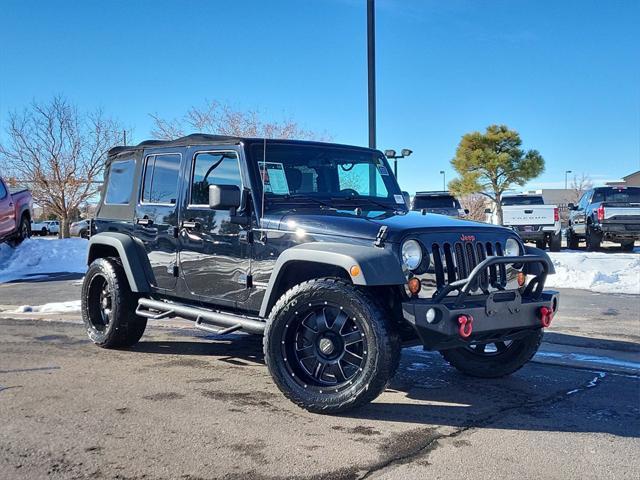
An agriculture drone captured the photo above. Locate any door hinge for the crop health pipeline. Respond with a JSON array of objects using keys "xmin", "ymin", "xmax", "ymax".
[{"xmin": 374, "ymin": 226, "xmax": 388, "ymax": 248}]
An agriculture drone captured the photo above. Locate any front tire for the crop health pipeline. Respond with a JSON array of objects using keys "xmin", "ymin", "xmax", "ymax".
[
  {"xmin": 567, "ymin": 228, "xmax": 580, "ymax": 249},
  {"xmin": 81, "ymin": 257, "xmax": 147, "ymax": 348},
  {"xmin": 264, "ymin": 278, "xmax": 401, "ymax": 414},
  {"xmin": 440, "ymin": 329, "xmax": 543, "ymax": 378}
]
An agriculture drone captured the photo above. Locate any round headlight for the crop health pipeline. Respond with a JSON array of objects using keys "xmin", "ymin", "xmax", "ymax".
[
  {"xmin": 504, "ymin": 238, "xmax": 521, "ymax": 257},
  {"xmin": 401, "ymin": 240, "xmax": 423, "ymax": 271}
]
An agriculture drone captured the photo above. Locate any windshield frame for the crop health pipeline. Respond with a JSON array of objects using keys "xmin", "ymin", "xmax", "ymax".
[{"xmin": 246, "ymin": 141, "xmax": 406, "ymax": 212}]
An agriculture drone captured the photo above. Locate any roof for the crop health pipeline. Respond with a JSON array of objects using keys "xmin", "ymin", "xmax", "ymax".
[
  {"xmin": 108, "ymin": 133, "xmax": 378, "ymax": 156},
  {"xmin": 623, "ymin": 170, "xmax": 640, "ymax": 181}
]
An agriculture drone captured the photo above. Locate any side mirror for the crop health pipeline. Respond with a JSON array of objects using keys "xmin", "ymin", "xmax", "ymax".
[
  {"xmin": 567, "ymin": 203, "xmax": 575, "ymax": 210},
  {"xmin": 209, "ymin": 184, "xmax": 241, "ymax": 210},
  {"xmin": 402, "ymin": 191, "xmax": 411, "ymax": 207},
  {"xmin": 484, "ymin": 208, "xmax": 492, "ymax": 214}
]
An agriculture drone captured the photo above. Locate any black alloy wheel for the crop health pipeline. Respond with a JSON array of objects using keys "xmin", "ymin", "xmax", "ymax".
[
  {"xmin": 87, "ymin": 274, "xmax": 112, "ymax": 332},
  {"xmin": 282, "ymin": 303, "xmax": 367, "ymax": 390}
]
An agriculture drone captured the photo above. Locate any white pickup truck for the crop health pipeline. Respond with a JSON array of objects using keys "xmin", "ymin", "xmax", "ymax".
[
  {"xmin": 488, "ymin": 195, "xmax": 561, "ymax": 251},
  {"xmin": 31, "ymin": 219, "xmax": 60, "ymax": 236}
]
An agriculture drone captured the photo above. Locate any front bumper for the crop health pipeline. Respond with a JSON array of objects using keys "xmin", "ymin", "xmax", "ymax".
[{"xmin": 402, "ymin": 252, "xmax": 559, "ymax": 350}]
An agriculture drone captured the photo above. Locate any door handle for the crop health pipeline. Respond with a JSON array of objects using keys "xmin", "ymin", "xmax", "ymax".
[
  {"xmin": 181, "ymin": 220, "xmax": 201, "ymax": 230},
  {"xmin": 524, "ymin": 210, "xmax": 533, "ymax": 214},
  {"xmin": 136, "ymin": 218, "xmax": 153, "ymax": 226}
]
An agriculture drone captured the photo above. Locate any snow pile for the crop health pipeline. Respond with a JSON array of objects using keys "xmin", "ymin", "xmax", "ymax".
[
  {"xmin": 0, "ymin": 238, "xmax": 88, "ymax": 283},
  {"xmin": 546, "ymin": 251, "xmax": 640, "ymax": 295},
  {"xmin": 13, "ymin": 300, "xmax": 81, "ymax": 314}
]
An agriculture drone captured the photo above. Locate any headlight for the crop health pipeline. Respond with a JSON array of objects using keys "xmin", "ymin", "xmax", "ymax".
[
  {"xmin": 504, "ymin": 238, "xmax": 521, "ymax": 257},
  {"xmin": 401, "ymin": 239, "xmax": 423, "ymax": 271}
]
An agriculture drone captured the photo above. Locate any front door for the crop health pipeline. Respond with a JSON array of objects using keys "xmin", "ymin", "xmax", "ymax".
[
  {"xmin": 178, "ymin": 148, "xmax": 251, "ymax": 308},
  {"xmin": 134, "ymin": 150, "xmax": 182, "ymax": 291}
]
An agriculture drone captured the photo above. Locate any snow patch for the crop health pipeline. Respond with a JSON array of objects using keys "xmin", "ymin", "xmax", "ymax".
[
  {"xmin": 0, "ymin": 238, "xmax": 88, "ymax": 283},
  {"xmin": 546, "ymin": 251, "xmax": 640, "ymax": 295},
  {"xmin": 13, "ymin": 300, "xmax": 82, "ymax": 314}
]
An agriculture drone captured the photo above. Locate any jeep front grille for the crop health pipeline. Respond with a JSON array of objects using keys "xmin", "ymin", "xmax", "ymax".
[{"xmin": 429, "ymin": 241, "xmax": 507, "ymax": 293}]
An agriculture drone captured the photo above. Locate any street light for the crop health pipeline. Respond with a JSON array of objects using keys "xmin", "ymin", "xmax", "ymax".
[
  {"xmin": 384, "ymin": 149, "xmax": 413, "ymax": 179},
  {"xmin": 565, "ymin": 170, "xmax": 573, "ymax": 190},
  {"xmin": 440, "ymin": 170, "xmax": 446, "ymax": 191}
]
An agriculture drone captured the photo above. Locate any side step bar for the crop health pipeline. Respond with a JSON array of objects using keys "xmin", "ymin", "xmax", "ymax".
[{"xmin": 136, "ymin": 298, "xmax": 266, "ymax": 335}]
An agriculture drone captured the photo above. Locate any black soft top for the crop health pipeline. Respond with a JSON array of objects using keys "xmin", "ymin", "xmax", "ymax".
[{"xmin": 108, "ymin": 134, "xmax": 378, "ymax": 157}]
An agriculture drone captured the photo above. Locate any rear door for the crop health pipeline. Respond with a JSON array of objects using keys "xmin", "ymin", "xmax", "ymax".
[
  {"xmin": 178, "ymin": 147, "xmax": 251, "ymax": 308},
  {"xmin": 0, "ymin": 179, "xmax": 15, "ymax": 237},
  {"xmin": 134, "ymin": 149, "xmax": 183, "ymax": 291}
]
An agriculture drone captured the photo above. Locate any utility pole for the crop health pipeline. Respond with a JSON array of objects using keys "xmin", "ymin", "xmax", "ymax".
[
  {"xmin": 367, "ymin": 0, "xmax": 376, "ymax": 149},
  {"xmin": 565, "ymin": 170, "xmax": 572, "ymax": 190},
  {"xmin": 440, "ymin": 170, "xmax": 446, "ymax": 191},
  {"xmin": 123, "ymin": 130, "xmax": 127, "ymax": 146}
]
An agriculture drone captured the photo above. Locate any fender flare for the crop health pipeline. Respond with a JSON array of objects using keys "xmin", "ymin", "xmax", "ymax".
[
  {"xmin": 87, "ymin": 232, "xmax": 153, "ymax": 293},
  {"xmin": 258, "ymin": 242, "xmax": 406, "ymax": 318},
  {"xmin": 523, "ymin": 245, "xmax": 556, "ymax": 275}
]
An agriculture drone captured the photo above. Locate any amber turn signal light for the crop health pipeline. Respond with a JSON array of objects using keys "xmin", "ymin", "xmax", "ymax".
[
  {"xmin": 350, "ymin": 265, "xmax": 361, "ymax": 277},
  {"xmin": 407, "ymin": 277, "xmax": 421, "ymax": 295}
]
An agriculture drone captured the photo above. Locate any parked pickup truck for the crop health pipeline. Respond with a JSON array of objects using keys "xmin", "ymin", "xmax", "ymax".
[
  {"xmin": 0, "ymin": 176, "xmax": 33, "ymax": 246},
  {"xmin": 31, "ymin": 219, "xmax": 60, "ymax": 236},
  {"xmin": 488, "ymin": 195, "xmax": 561, "ymax": 251},
  {"xmin": 567, "ymin": 186, "xmax": 640, "ymax": 251},
  {"xmin": 411, "ymin": 191, "xmax": 468, "ymax": 218}
]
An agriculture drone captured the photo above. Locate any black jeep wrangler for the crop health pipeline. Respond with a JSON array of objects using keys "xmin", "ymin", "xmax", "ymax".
[{"xmin": 83, "ymin": 134, "xmax": 559, "ymax": 413}]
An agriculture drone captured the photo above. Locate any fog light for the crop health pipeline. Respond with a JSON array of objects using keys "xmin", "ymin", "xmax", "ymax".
[
  {"xmin": 407, "ymin": 277, "xmax": 421, "ymax": 295},
  {"xmin": 517, "ymin": 271, "xmax": 526, "ymax": 287},
  {"xmin": 426, "ymin": 308, "xmax": 437, "ymax": 324}
]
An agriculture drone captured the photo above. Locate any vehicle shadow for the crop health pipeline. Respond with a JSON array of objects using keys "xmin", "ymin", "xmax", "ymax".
[{"xmin": 130, "ymin": 329, "xmax": 639, "ymax": 438}]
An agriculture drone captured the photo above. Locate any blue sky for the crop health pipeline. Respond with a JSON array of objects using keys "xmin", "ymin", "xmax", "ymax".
[{"xmin": 1, "ymin": 0, "xmax": 638, "ymax": 194}]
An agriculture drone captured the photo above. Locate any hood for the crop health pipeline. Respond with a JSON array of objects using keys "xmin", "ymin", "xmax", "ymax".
[{"xmin": 263, "ymin": 209, "xmax": 508, "ymax": 242}]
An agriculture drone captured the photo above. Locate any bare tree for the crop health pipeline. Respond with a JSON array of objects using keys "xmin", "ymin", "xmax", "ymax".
[
  {"xmin": 569, "ymin": 173, "xmax": 593, "ymax": 203},
  {"xmin": 460, "ymin": 194, "xmax": 488, "ymax": 222},
  {"xmin": 150, "ymin": 100, "xmax": 328, "ymax": 140},
  {"xmin": 0, "ymin": 96, "xmax": 122, "ymax": 238}
]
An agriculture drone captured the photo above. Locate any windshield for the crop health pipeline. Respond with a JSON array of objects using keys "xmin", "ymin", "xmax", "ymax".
[
  {"xmin": 592, "ymin": 188, "xmax": 640, "ymax": 204},
  {"xmin": 250, "ymin": 143, "xmax": 404, "ymax": 209},
  {"xmin": 502, "ymin": 196, "xmax": 545, "ymax": 206},
  {"xmin": 413, "ymin": 195, "xmax": 460, "ymax": 209}
]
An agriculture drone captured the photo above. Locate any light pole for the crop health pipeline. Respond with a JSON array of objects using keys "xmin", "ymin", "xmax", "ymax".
[
  {"xmin": 565, "ymin": 170, "xmax": 572, "ymax": 190},
  {"xmin": 384, "ymin": 149, "xmax": 413, "ymax": 179},
  {"xmin": 367, "ymin": 0, "xmax": 376, "ymax": 149},
  {"xmin": 440, "ymin": 171, "xmax": 446, "ymax": 191}
]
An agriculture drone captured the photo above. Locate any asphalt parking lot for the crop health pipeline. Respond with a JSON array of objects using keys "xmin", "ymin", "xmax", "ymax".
[{"xmin": 0, "ymin": 278, "xmax": 639, "ymax": 479}]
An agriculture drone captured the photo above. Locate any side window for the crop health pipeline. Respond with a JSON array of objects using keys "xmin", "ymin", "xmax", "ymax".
[
  {"xmin": 142, "ymin": 154, "xmax": 181, "ymax": 204},
  {"xmin": 0, "ymin": 180, "xmax": 7, "ymax": 200},
  {"xmin": 104, "ymin": 159, "xmax": 135, "ymax": 204},
  {"xmin": 190, "ymin": 151, "xmax": 241, "ymax": 206}
]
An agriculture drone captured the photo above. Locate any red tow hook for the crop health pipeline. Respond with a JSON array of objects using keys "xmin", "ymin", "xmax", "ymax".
[
  {"xmin": 457, "ymin": 314, "xmax": 474, "ymax": 339},
  {"xmin": 539, "ymin": 306, "xmax": 554, "ymax": 328}
]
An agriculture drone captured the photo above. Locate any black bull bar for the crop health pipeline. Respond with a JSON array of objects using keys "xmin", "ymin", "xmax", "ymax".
[{"xmin": 402, "ymin": 253, "xmax": 559, "ymax": 351}]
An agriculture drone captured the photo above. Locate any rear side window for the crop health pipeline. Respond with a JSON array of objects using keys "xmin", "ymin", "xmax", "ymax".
[
  {"xmin": 0, "ymin": 180, "xmax": 7, "ymax": 200},
  {"xmin": 142, "ymin": 154, "xmax": 181, "ymax": 204},
  {"xmin": 592, "ymin": 188, "xmax": 640, "ymax": 204},
  {"xmin": 104, "ymin": 159, "xmax": 135, "ymax": 204},
  {"xmin": 190, "ymin": 151, "xmax": 242, "ymax": 205}
]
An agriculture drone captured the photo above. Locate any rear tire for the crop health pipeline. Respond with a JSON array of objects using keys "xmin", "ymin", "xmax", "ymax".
[
  {"xmin": 567, "ymin": 228, "xmax": 580, "ymax": 249},
  {"xmin": 8, "ymin": 215, "xmax": 31, "ymax": 247},
  {"xmin": 264, "ymin": 278, "xmax": 401, "ymax": 414},
  {"xmin": 81, "ymin": 257, "xmax": 146, "ymax": 348},
  {"xmin": 549, "ymin": 232, "xmax": 562, "ymax": 252},
  {"xmin": 586, "ymin": 226, "xmax": 602, "ymax": 251},
  {"xmin": 440, "ymin": 329, "xmax": 543, "ymax": 378},
  {"xmin": 621, "ymin": 241, "xmax": 635, "ymax": 252}
]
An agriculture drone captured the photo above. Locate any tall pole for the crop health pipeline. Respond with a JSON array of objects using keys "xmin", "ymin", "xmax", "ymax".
[
  {"xmin": 565, "ymin": 170, "xmax": 572, "ymax": 190},
  {"xmin": 440, "ymin": 170, "xmax": 446, "ymax": 191},
  {"xmin": 367, "ymin": 0, "xmax": 376, "ymax": 149}
]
